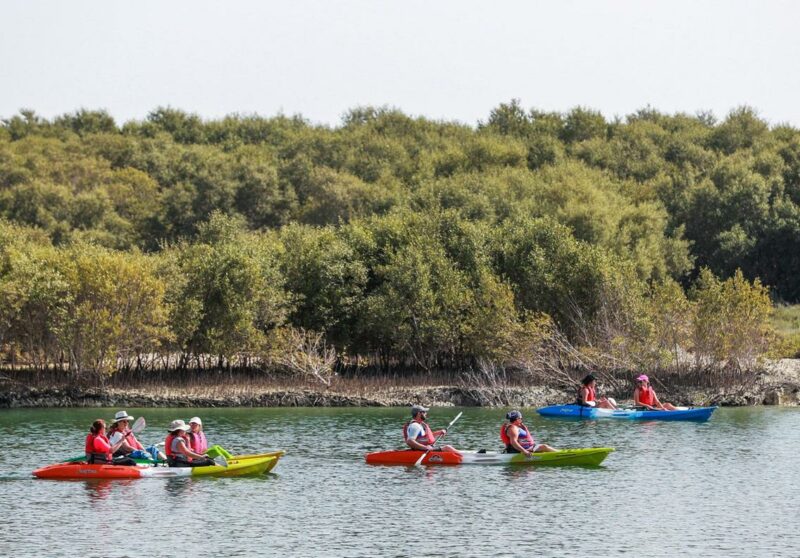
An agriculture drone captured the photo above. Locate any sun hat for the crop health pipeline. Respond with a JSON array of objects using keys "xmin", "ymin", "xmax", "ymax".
[
  {"xmin": 188, "ymin": 417, "xmax": 202, "ymax": 426},
  {"xmin": 112, "ymin": 410, "xmax": 134, "ymax": 423},
  {"xmin": 411, "ymin": 404, "xmax": 429, "ymax": 416},
  {"xmin": 168, "ymin": 419, "xmax": 190, "ymax": 432},
  {"xmin": 506, "ymin": 410, "xmax": 522, "ymax": 421},
  {"xmin": 636, "ymin": 374, "xmax": 649, "ymax": 382}
]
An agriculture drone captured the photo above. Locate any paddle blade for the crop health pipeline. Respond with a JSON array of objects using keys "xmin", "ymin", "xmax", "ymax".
[
  {"xmin": 213, "ymin": 455, "xmax": 228, "ymax": 468},
  {"xmin": 413, "ymin": 451, "xmax": 428, "ymax": 467},
  {"xmin": 131, "ymin": 416, "xmax": 146, "ymax": 435}
]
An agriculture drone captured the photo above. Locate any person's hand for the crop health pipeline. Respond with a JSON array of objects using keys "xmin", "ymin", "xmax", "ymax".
[
  {"xmin": 524, "ymin": 450, "xmax": 532, "ymax": 457},
  {"xmin": 442, "ymin": 429, "xmax": 447, "ymax": 435},
  {"xmin": 427, "ymin": 445, "xmax": 434, "ymax": 451}
]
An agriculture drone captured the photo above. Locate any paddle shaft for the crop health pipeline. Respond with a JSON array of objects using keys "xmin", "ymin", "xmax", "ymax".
[{"xmin": 413, "ymin": 411, "xmax": 463, "ymax": 466}]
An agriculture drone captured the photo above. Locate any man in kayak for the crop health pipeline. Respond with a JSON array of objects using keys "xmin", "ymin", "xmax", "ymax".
[
  {"xmin": 633, "ymin": 375, "xmax": 678, "ymax": 410},
  {"xmin": 403, "ymin": 405, "xmax": 460, "ymax": 454},
  {"xmin": 577, "ymin": 374, "xmax": 618, "ymax": 409},
  {"xmin": 501, "ymin": 411, "xmax": 557, "ymax": 455}
]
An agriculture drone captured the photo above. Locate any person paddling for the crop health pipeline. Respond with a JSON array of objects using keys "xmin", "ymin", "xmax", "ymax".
[
  {"xmin": 107, "ymin": 410, "xmax": 145, "ymax": 458},
  {"xmin": 403, "ymin": 405, "xmax": 460, "ymax": 454},
  {"xmin": 501, "ymin": 411, "xmax": 557, "ymax": 455},
  {"xmin": 577, "ymin": 374, "xmax": 618, "ymax": 409},
  {"xmin": 165, "ymin": 420, "xmax": 215, "ymax": 468},
  {"xmin": 187, "ymin": 417, "xmax": 208, "ymax": 454},
  {"xmin": 84, "ymin": 419, "xmax": 136, "ymax": 466},
  {"xmin": 633, "ymin": 375, "xmax": 678, "ymax": 410}
]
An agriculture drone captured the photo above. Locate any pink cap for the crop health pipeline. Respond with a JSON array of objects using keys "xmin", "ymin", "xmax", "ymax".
[{"xmin": 636, "ymin": 374, "xmax": 649, "ymax": 382}]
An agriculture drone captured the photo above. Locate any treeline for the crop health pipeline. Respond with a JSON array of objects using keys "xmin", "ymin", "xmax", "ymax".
[{"xmin": 0, "ymin": 103, "xmax": 795, "ymax": 380}]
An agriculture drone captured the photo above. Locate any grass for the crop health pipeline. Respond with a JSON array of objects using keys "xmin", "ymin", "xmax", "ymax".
[{"xmin": 771, "ymin": 304, "xmax": 800, "ymax": 336}]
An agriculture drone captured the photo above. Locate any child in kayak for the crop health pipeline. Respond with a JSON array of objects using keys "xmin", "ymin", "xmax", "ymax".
[
  {"xmin": 85, "ymin": 419, "xmax": 136, "ymax": 465},
  {"xmin": 107, "ymin": 410, "xmax": 145, "ymax": 458},
  {"xmin": 403, "ymin": 405, "xmax": 460, "ymax": 454},
  {"xmin": 633, "ymin": 375, "xmax": 678, "ymax": 410},
  {"xmin": 577, "ymin": 374, "xmax": 618, "ymax": 409},
  {"xmin": 501, "ymin": 411, "xmax": 557, "ymax": 455},
  {"xmin": 165, "ymin": 420, "xmax": 215, "ymax": 467},
  {"xmin": 188, "ymin": 417, "xmax": 208, "ymax": 454}
]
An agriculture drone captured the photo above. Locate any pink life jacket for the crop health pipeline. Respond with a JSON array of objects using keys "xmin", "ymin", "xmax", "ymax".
[
  {"xmin": 189, "ymin": 431, "xmax": 207, "ymax": 454},
  {"xmin": 403, "ymin": 419, "xmax": 436, "ymax": 445}
]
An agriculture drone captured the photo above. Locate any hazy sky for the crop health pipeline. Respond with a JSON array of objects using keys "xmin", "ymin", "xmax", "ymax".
[{"xmin": 1, "ymin": 0, "xmax": 798, "ymax": 127}]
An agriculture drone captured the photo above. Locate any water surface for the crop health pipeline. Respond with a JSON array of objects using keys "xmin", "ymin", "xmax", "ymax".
[{"xmin": 1, "ymin": 406, "xmax": 797, "ymax": 557}]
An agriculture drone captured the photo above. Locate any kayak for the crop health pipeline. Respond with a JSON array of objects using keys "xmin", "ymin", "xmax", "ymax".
[
  {"xmin": 61, "ymin": 450, "xmax": 285, "ymax": 473},
  {"xmin": 537, "ymin": 404, "xmax": 717, "ymax": 421},
  {"xmin": 365, "ymin": 448, "xmax": 613, "ymax": 467},
  {"xmin": 33, "ymin": 456, "xmax": 275, "ymax": 480}
]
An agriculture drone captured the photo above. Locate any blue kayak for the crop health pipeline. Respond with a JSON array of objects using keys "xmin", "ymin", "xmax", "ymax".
[{"xmin": 537, "ymin": 404, "xmax": 717, "ymax": 421}]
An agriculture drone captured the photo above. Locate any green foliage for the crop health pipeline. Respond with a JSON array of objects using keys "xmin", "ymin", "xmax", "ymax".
[
  {"xmin": 690, "ymin": 268, "xmax": 773, "ymax": 370},
  {"xmin": 0, "ymin": 102, "xmax": 797, "ymax": 376}
]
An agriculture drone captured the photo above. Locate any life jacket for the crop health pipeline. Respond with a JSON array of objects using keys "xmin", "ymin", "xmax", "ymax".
[
  {"xmin": 637, "ymin": 385, "xmax": 655, "ymax": 406},
  {"xmin": 500, "ymin": 423, "xmax": 535, "ymax": 450},
  {"xmin": 403, "ymin": 419, "xmax": 436, "ymax": 445},
  {"xmin": 189, "ymin": 431, "xmax": 208, "ymax": 454},
  {"xmin": 165, "ymin": 432, "xmax": 190, "ymax": 458},
  {"xmin": 85, "ymin": 432, "xmax": 111, "ymax": 463},
  {"xmin": 577, "ymin": 385, "xmax": 596, "ymax": 404},
  {"xmin": 108, "ymin": 425, "xmax": 144, "ymax": 452}
]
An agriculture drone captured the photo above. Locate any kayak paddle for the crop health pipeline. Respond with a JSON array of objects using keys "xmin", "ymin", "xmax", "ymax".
[
  {"xmin": 212, "ymin": 455, "xmax": 228, "ymax": 467},
  {"xmin": 414, "ymin": 411, "xmax": 463, "ymax": 466}
]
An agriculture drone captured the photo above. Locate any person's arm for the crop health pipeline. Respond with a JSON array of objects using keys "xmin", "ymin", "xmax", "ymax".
[
  {"xmin": 405, "ymin": 424, "xmax": 432, "ymax": 451},
  {"xmin": 176, "ymin": 439, "xmax": 207, "ymax": 460},
  {"xmin": 107, "ymin": 431, "xmax": 130, "ymax": 453},
  {"xmin": 651, "ymin": 391, "xmax": 665, "ymax": 410},
  {"xmin": 93, "ymin": 436, "xmax": 112, "ymax": 455},
  {"xmin": 508, "ymin": 425, "xmax": 531, "ymax": 456},
  {"xmin": 579, "ymin": 387, "xmax": 587, "ymax": 404}
]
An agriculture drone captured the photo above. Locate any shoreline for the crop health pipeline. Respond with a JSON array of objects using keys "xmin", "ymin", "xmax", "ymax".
[{"xmin": 2, "ymin": 369, "xmax": 799, "ymax": 409}]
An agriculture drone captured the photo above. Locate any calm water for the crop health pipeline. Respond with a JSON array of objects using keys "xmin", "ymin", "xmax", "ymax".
[{"xmin": 1, "ymin": 406, "xmax": 798, "ymax": 557}]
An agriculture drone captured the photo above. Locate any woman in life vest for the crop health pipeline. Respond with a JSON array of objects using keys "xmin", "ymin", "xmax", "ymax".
[
  {"xmin": 187, "ymin": 417, "xmax": 208, "ymax": 454},
  {"xmin": 403, "ymin": 405, "xmax": 460, "ymax": 454},
  {"xmin": 107, "ymin": 410, "xmax": 145, "ymax": 458},
  {"xmin": 84, "ymin": 419, "xmax": 136, "ymax": 466},
  {"xmin": 633, "ymin": 374, "xmax": 678, "ymax": 410},
  {"xmin": 165, "ymin": 419, "xmax": 215, "ymax": 467},
  {"xmin": 501, "ymin": 411, "xmax": 557, "ymax": 455},
  {"xmin": 577, "ymin": 374, "xmax": 618, "ymax": 409}
]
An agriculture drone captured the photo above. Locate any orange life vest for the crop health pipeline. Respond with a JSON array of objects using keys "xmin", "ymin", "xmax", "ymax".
[
  {"xmin": 403, "ymin": 419, "xmax": 436, "ymax": 445},
  {"xmin": 165, "ymin": 432, "xmax": 190, "ymax": 458},
  {"xmin": 577, "ymin": 385, "xmax": 596, "ymax": 404},
  {"xmin": 85, "ymin": 433, "xmax": 111, "ymax": 462}
]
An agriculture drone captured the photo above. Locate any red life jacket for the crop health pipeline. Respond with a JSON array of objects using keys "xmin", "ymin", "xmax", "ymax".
[
  {"xmin": 577, "ymin": 385, "xmax": 596, "ymax": 404},
  {"xmin": 84, "ymin": 433, "xmax": 111, "ymax": 462},
  {"xmin": 500, "ymin": 423, "xmax": 535, "ymax": 449},
  {"xmin": 403, "ymin": 419, "xmax": 436, "ymax": 445},
  {"xmin": 637, "ymin": 386, "xmax": 655, "ymax": 406},
  {"xmin": 165, "ymin": 433, "xmax": 190, "ymax": 458}
]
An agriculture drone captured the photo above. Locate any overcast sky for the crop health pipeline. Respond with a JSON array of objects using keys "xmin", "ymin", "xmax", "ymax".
[{"xmin": 1, "ymin": 0, "xmax": 798, "ymax": 127}]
